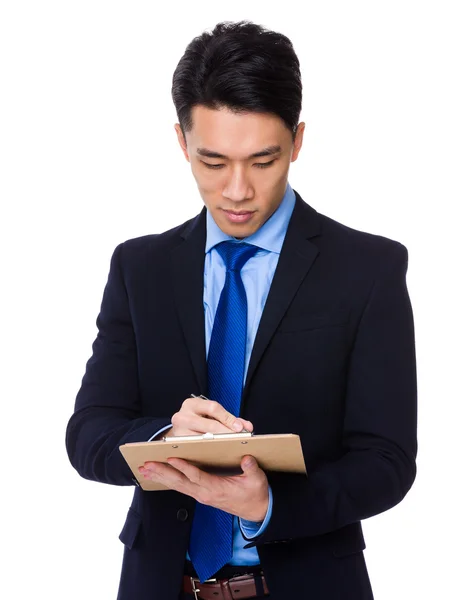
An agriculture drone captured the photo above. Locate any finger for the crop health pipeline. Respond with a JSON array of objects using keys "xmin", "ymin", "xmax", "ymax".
[
  {"xmin": 167, "ymin": 457, "xmax": 207, "ymax": 487},
  {"xmin": 197, "ymin": 398, "xmax": 252, "ymax": 432},
  {"xmin": 241, "ymin": 455, "xmax": 257, "ymax": 471},
  {"xmin": 172, "ymin": 410, "xmax": 234, "ymax": 435},
  {"xmin": 177, "ymin": 398, "xmax": 244, "ymax": 433},
  {"xmin": 138, "ymin": 462, "xmax": 168, "ymax": 481},
  {"xmin": 141, "ymin": 461, "xmax": 191, "ymax": 490},
  {"xmin": 176, "ymin": 398, "xmax": 253, "ymax": 434}
]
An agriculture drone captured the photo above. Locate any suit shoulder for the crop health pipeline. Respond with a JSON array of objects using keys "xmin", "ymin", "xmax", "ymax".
[
  {"xmin": 111, "ymin": 214, "xmax": 200, "ymax": 265},
  {"xmin": 318, "ymin": 212, "xmax": 408, "ymax": 264},
  {"xmin": 122, "ymin": 216, "xmax": 196, "ymax": 251},
  {"xmin": 293, "ymin": 193, "xmax": 407, "ymax": 263},
  {"xmin": 308, "ymin": 210, "xmax": 409, "ymax": 280}
]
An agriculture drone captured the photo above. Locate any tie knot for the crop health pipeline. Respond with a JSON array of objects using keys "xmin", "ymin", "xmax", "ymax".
[{"xmin": 215, "ymin": 241, "xmax": 258, "ymax": 272}]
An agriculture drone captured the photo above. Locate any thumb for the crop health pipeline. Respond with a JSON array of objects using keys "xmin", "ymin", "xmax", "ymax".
[{"xmin": 241, "ymin": 456, "xmax": 257, "ymax": 472}]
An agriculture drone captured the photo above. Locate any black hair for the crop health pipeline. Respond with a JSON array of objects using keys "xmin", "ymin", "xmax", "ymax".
[{"xmin": 171, "ymin": 21, "xmax": 302, "ymax": 140}]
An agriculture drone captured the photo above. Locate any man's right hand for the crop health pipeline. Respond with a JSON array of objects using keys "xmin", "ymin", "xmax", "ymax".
[{"xmin": 164, "ymin": 396, "xmax": 253, "ymax": 438}]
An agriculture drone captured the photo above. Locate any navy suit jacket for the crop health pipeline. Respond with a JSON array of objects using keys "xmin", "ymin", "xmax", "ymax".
[{"xmin": 66, "ymin": 191, "xmax": 417, "ymax": 600}]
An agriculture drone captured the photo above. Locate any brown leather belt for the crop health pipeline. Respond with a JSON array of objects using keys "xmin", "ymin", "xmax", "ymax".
[{"xmin": 182, "ymin": 572, "xmax": 269, "ymax": 599}]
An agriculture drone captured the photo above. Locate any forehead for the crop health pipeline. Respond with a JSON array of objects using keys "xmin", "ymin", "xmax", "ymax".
[{"xmin": 187, "ymin": 105, "xmax": 290, "ymax": 159}]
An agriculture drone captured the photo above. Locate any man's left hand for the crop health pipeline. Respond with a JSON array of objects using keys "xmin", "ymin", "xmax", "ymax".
[{"xmin": 138, "ymin": 455, "xmax": 269, "ymax": 522}]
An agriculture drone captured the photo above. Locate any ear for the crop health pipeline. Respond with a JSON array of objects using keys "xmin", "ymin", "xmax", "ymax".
[
  {"xmin": 174, "ymin": 123, "xmax": 190, "ymax": 162},
  {"xmin": 291, "ymin": 122, "xmax": 306, "ymax": 163}
]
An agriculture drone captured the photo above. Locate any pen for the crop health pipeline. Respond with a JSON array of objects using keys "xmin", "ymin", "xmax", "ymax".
[{"xmin": 190, "ymin": 394, "xmax": 250, "ymax": 433}]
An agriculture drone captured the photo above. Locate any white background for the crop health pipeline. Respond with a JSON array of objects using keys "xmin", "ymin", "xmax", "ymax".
[{"xmin": 1, "ymin": 1, "xmax": 470, "ymax": 598}]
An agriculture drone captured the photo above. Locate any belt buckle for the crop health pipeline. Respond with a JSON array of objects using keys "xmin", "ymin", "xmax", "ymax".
[{"xmin": 190, "ymin": 576, "xmax": 217, "ymax": 599}]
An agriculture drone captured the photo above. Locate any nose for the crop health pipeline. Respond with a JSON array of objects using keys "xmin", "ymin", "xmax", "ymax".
[{"xmin": 222, "ymin": 166, "xmax": 254, "ymax": 202}]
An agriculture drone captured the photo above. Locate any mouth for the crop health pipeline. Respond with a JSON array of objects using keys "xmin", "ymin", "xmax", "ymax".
[{"xmin": 221, "ymin": 209, "xmax": 255, "ymax": 224}]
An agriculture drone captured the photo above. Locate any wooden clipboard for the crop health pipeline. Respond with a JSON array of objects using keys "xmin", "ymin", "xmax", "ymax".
[{"xmin": 119, "ymin": 432, "xmax": 307, "ymax": 491}]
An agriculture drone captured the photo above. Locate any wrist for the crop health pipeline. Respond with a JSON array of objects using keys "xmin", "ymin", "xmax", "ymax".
[{"xmin": 244, "ymin": 496, "xmax": 268, "ymax": 523}]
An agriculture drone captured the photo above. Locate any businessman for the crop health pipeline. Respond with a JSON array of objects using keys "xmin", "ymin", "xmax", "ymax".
[{"xmin": 66, "ymin": 20, "xmax": 417, "ymax": 600}]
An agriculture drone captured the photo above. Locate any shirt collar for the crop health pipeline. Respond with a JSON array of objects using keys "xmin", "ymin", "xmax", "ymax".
[{"xmin": 205, "ymin": 182, "xmax": 296, "ymax": 254}]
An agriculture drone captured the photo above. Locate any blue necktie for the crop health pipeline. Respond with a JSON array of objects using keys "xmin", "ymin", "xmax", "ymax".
[{"xmin": 189, "ymin": 241, "xmax": 259, "ymax": 583}]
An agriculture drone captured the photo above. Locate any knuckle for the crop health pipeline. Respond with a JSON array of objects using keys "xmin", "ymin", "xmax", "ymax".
[
  {"xmin": 207, "ymin": 401, "xmax": 218, "ymax": 415},
  {"xmin": 221, "ymin": 411, "xmax": 233, "ymax": 425}
]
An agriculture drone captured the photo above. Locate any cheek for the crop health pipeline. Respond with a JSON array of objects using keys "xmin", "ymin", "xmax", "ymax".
[
  {"xmin": 195, "ymin": 179, "xmax": 221, "ymax": 209},
  {"xmin": 197, "ymin": 182, "xmax": 221, "ymax": 203},
  {"xmin": 193, "ymin": 167, "xmax": 223, "ymax": 194},
  {"xmin": 257, "ymin": 168, "xmax": 289, "ymax": 198}
]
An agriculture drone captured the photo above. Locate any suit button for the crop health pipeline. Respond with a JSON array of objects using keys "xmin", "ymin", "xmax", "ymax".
[{"xmin": 177, "ymin": 509, "xmax": 188, "ymax": 522}]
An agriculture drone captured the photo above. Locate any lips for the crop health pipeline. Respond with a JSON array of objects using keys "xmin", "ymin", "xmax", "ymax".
[{"xmin": 222, "ymin": 210, "xmax": 255, "ymax": 223}]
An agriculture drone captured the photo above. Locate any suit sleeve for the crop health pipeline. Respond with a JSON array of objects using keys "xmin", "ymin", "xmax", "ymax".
[
  {"xmin": 65, "ymin": 243, "xmax": 171, "ymax": 486},
  {"xmin": 242, "ymin": 243, "xmax": 417, "ymax": 547}
]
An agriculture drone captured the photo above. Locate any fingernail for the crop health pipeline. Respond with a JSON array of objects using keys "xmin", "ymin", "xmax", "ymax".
[{"xmin": 234, "ymin": 421, "xmax": 243, "ymax": 431}]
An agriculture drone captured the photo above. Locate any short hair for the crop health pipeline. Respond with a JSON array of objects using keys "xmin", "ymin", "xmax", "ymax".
[{"xmin": 171, "ymin": 21, "xmax": 302, "ymax": 140}]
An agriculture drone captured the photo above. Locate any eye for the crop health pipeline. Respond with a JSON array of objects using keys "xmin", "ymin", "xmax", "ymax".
[
  {"xmin": 201, "ymin": 159, "xmax": 276, "ymax": 170},
  {"xmin": 202, "ymin": 162, "xmax": 225, "ymax": 170},
  {"xmin": 254, "ymin": 160, "xmax": 276, "ymax": 169}
]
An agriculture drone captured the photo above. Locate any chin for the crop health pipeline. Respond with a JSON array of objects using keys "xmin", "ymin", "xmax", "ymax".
[{"xmin": 224, "ymin": 224, "xmax": 256, "ymax": 239}]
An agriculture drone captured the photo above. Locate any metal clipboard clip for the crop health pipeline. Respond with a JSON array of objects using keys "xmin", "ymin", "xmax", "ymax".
[{"xmin": 162, "ymin": 431, "xmax": 253, "ymax": 442}]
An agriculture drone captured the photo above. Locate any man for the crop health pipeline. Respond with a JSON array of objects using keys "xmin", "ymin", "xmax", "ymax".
[{"xmin": 66, "ymin": 20, "xmax": 417, "ymax": 600}]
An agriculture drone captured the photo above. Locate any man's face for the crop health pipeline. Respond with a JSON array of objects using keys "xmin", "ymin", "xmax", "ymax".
[{"xmin": 175, "ymin": 105, "xmax": 305, "ymax": 238}]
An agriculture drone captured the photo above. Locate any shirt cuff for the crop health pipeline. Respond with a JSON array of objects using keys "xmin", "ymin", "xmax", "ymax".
[
  {"xmin": 147, "ymin": 423, "xmax": 172, "ymax": 442},
  {"xmin": 238, "ymin": 485, "xmax": 273, "ymax": 539}
]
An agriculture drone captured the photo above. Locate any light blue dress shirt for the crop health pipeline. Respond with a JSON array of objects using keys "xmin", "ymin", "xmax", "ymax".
[{"xmin": 150, "ymin": 182, "xmax": 296, "ymax": 566}]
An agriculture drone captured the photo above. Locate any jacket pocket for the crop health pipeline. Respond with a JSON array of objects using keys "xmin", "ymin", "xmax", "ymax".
[{"xmin": 119, "ymin": 508, "xmax": 142, "ymax": 549}]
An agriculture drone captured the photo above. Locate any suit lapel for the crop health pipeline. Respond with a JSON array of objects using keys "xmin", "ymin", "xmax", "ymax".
[
  {"xmin": 171, "ymin": 209, "xmax": 208, "ymax": 394},
  {"xmin": 170, "ymin": 193, "xmax": 321, "ymax": 402},
  {"xmin": 242, "ymin": 194, "xmax": 322, "ymax": 402}
]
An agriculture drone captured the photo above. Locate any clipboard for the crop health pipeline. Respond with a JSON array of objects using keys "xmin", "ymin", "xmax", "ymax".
[{"xmin": 119, "ymin": 432, "xmax": 307, "ymax": 491}]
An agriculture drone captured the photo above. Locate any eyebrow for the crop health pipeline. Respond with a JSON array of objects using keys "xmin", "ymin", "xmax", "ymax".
[{"xmin": 196, "ymin": 145, "xmax": 282, "ymax": 159}]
